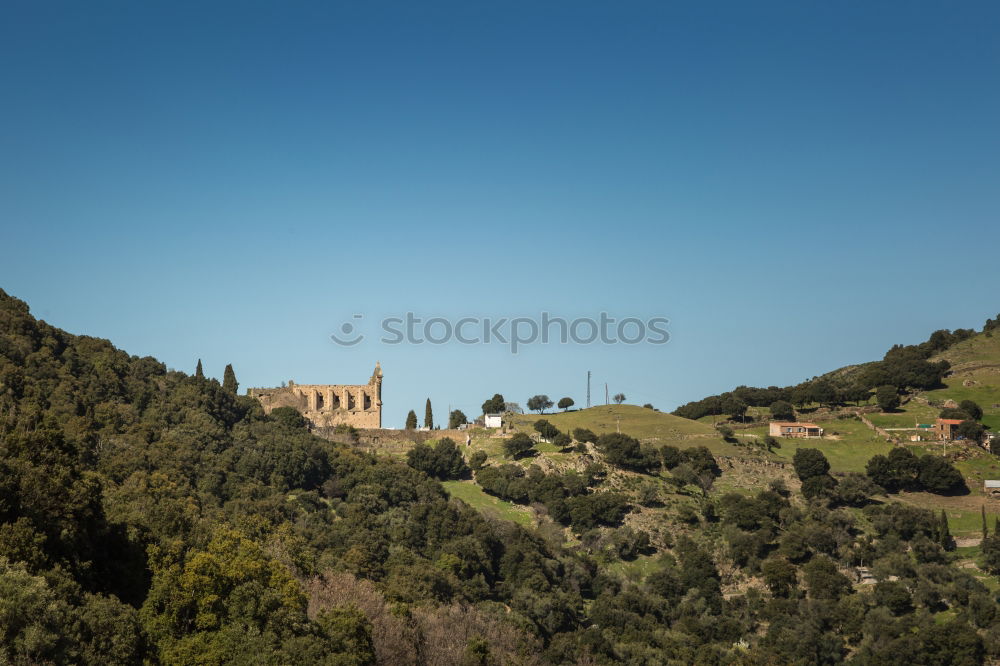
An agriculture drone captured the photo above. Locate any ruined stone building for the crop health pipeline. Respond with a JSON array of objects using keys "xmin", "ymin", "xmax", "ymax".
[{"xmin": 247, "ymin": 362, "xmax": 383, "ymax": 428}]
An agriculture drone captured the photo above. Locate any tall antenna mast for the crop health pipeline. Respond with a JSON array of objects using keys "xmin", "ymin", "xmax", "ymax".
[
  {"xmin": 605, "ymin": 383, "xmax": 609, "ymax": 405},
  {"xmin": 586, "ymin": 371, "xmax": 591, "ymax": 408}
]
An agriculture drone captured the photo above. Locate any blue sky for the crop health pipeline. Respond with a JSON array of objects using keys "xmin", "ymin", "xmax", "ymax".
[{"xmin": 2, "ymin": 1, "xmax": 999, "ymax": 426}]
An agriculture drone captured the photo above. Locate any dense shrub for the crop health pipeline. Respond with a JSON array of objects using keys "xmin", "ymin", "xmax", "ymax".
[{"xmin": 406, "ymin": 437, "xmax": 470, "ymax": 480}]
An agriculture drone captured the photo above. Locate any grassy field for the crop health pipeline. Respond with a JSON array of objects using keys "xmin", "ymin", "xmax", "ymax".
[
  {"xmin": 508, "ymin": 404, "xmax": 741, "ymax": 457},
  {"xmin": 441, "ymin": 480, "xmax": 534, "ymax": 526},
  {"xmin": 894, "ymin": 490, "xmax": 1000, "ymax": 538},
  {"xmin": 865, "ymin": 402, "xmax": 939, "ymax": 429},
  {"xmin": 740, "ymin": 418, "xmax": 892, "ymax": 474},
  {"xmin": 510, "ymin": 404, "xmax": 717, "ymax": 438},
  {"xmin": 936, "ymin": 332, "xmax": 1000, "ymax": 369},
  {"xmin": 605, "ymin": 554, "xmax": 665, "ymax": 583}
]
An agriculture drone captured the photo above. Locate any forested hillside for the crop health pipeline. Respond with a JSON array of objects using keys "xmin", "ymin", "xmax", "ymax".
[{"xmin": 1, "ymin": 288, "xmax": 998, "ymax": 665}]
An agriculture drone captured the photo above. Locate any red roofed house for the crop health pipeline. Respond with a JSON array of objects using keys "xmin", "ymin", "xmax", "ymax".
[
  {"xmin": 769, "ymin": 422, "xmax": 824, "ymax": 438},
  {"xmin": 936, "ymin": 418, "xmax": 963, "ymax": 441}
]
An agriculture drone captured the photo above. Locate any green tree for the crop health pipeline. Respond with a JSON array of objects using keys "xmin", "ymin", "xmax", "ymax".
[
  {"xmin": 684, "ymin": 446, "xmax": 721, "ymax": 479},
  {"xmin": 469, "ymin": 450, "xmax": 488, "ymax": 471},
  {"xmin": 810, "ymin": 380, "xmax": 838, "ymax": 407},
  {"xmin": 865, "ymin": 454, "xmax": 894, "ymax": 491},
  {"xmin": 573, "ymin": 428, "xmax": 597, "ymax": 443},
  {"xmin": 875, "ymin": 385, "xmax": 899, "ymax": 412},
  {"xmin": 448, "ymin": 409, "xmax": 468, "ymax": 429},
  {"xmin": 983, "ymin": 532, "xmax": 1000, "ymax": 574},
  {"xmin": 843, "ymin": 383, "xmax": 871, "ymax": 405},
  {"xmin": 533, "ymin": 419, "xmax": 560, "ymax": 441},
  {"xmin": 140, "ymin": 527, "xmax": 313, "ymax": 663},
  {"xmin": 195, "ymin": 359, "xmax": 204, "ymax": 379},
  {"xmin": 503, "ymin": 433, "xmax": 535, "ymax": 459},
  {"xmin": 222, "ymin": 364, "xmax": 238, "ymax": 394},
  {"xmin": 801, "ymin": 475, "xmax": 837, "ymax": 500},
  {"xmin": 940, "ymin": 407, "xmax": 972, "ymax": 420},
  {"xmin": 557, "ymin": 397, "xmax": 574, "ymax": 411},
  {"xmin": 802, "ymin": 555, "xmax": 852, "ymax": 600},
  {"xmin": 405, "ymin": 410, "xmax": 418, "ymax": 429},
  {"xmin": 957, "ymin": 419, "xmax": 986, "ymax": 443},
  {"xmin": 917, "ymin": 454, "xmax": 966, "ymax": 493},
  {"xmin": 425, "ymin": 398, "xmax": 433, "ymax": 429},
  {"xmin": 526, "ymin": 395, "xmax": 553, "ymax": 413},
  {"xmin": 315, "ymin": 606, "xmax": 376, "ymax": 665},
  {"xmin": 939, "ymin": 509, "xmax": 953, "ymax": 550},
  {"xmin": 481, "ymin": 393, "xmax": 505, "ymax": 414},
  {"xmin": 270, "ymin": 406, "xmax": 308, "ymax": 429},
  {"xmin": 406, "ymin": 438, "xmax": 469, "ymax": 480},
  {"xmin": 595, "ymin": 432, "xmax": 646, "ymax": 470},
  {"xmin": 792, "ymin": 448, "xmax": 830, "ymax": 481},
  {"xmin": 721, "ymin": 395, "xmax": 747, "ymax": 421},
  {"xmin": 761, "ymin": 557, "xmax": 797, "ymax": 597},
  {"xmin": 873, "ymin": 580, "xmax": 913, "ymax": 616},
  {"xmin": 769, "ymin": 400, "xmax": 794, "ymax": 421},
  {"xmin": 832, "ymin": 472, "xmax": 879, "ymax": 507},
  {"xmin": 959, "ymin": 400, "xmax": 983, "ymax": 420},
  {"xmin": 612, "ymin": 393, "xmax": 626, "ymax": 405}
]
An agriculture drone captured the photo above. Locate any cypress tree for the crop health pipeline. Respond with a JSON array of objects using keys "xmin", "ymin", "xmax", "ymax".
[
  {"xmin": 939, "ymin": 509, "xmax": 952, "ymax": 550},
  {"xmin": 424, "ymin": 399, "xmax": 433, "ymax": 429},
  {"xmin": 405, "ymin": 410, "xmax": 417, "ymax": 430},
  {"xmin": 195, "ymin": 359, "xmax": 204, "ymax": 379},
  {"xmin": 222, "ymin": 364, "xmax": 238, "ymax": 394},
  {"xmin": 983, "ymin": 505, "xmax": 989, "ymax": 541}
]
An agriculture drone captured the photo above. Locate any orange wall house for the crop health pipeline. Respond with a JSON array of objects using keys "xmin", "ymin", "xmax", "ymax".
[{"xmin": 935, "ymin": 418, "xmax": 963, "ymax": 440}]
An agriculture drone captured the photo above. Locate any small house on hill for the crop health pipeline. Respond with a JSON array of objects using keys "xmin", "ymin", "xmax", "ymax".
[
  {"xmin": 769, "ymin": 422, "xmax": 824, "ymax": 438},
  {"xmin": 985, "ymin": 480, "xmax": 1000, "ymax": 498},
  {"xmin": 484, "ymin": 413, "xmax": 503, "ymax": 428},
  {"xmin": 935, "ymin": 418, "xmax": 963, "ymax": 441}
]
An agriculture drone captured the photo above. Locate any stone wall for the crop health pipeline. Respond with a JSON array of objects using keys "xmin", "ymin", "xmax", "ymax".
[{"xmin": 315, "ymin": 427, "xmax": 481, "ymax": 456}]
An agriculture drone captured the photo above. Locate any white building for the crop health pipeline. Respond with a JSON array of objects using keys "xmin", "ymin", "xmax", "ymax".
[{"xmin": 484, "ymin": 413, "xmax": 503, "ymax": 428}]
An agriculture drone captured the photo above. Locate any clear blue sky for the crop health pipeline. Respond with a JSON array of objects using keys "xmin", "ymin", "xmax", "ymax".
[{"xmin": 2, "ymin": 1, "xmax": 998, "ymax": 426}]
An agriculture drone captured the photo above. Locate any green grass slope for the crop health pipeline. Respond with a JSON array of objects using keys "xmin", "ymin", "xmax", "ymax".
[
  {"xmin": 508, "ymin": 404, "xmax": 738, "ymax": 455},
  {"xmin": 928, "ymin": 332, "xmax": 1000, "ymax": 431}
]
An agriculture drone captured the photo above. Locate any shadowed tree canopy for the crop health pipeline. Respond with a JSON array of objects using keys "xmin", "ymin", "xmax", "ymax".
[
  {"xmin": 875, "ymin": 385, "xmax": 900, "ymax": 412},
  {"xmin": 769, "ymin": 400, "xmax": 794, "ymax": 421}
]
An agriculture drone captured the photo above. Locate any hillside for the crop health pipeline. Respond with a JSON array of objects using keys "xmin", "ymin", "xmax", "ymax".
[
  {"xmin": 508, "ymin": 404, "xmax": 736, "ymax": 454},
  {"xmin": 666, "ymin": 327, "xmax": 1000, "ymax": 543},
  {"xmin": 3, "ymin": 288, "xmax": 1000, "ymax": 665},
  {"xmin": 929, "ymin": 332, "xmax": 1000, "ymax": 431}
]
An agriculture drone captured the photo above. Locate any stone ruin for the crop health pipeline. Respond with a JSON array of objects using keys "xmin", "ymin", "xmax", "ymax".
[{"xmin": 248, "ymin": 362, "xmax": 383, "ymax": 429}]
